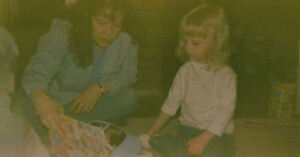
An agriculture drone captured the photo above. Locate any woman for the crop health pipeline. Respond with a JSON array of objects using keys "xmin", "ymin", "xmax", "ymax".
[{"xmin": 18, "ymin": 0, "xmax": 143, "ymax": 144}]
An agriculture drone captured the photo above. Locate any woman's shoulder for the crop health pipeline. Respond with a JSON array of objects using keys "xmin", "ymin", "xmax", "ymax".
[
  {"xmin": 108, "ymin": 31, "xmax": 136, "ymax": 53},
  {"xmin": 41, "ymin": 18, "xmax": 71, "ymax": 40},
  {"xmin": 49, "ymin": 18, "xmax": 72, "ymax": 34},
  {"xmin": 115, "ymin": 31, "xmax": 133, "ymax": 45},
  {"xmin": 118, "ymin": 31, "xmax": 131, "ymax": 40},
  {"xmin": 39, "ymin": 19, "xmax": 71, "ymax": 48}
]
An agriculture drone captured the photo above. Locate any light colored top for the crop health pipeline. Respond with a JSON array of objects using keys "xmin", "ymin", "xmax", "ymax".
[
  {"xmin": 0, "ymin": 27, "xmax": 49, "ymax": 157},
  {"xmin": 0, "ymin": 26, "xmax": 18, "ymax": 103},
  {"xmin": 21, "ymin": 19, "xmax": 138, "ymax": 105},
  {"xmin": 161, "ymin": 61, "xmax": 237, "ymax": 136}
]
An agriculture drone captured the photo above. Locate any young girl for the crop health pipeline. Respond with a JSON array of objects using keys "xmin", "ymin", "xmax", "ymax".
[{"xmin": 144, "ymin": 4, "xmax": 237, "ymax": 157}]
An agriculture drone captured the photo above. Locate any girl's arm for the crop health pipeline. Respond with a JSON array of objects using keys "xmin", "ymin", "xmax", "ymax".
[
  {"xmin": 186, "ymin": 130, "xmax": 215, "ymax": 155},
  {"xmin": 146, "ymin": 64, "xmax": 187, "ymax": 137},
  {"xmin": 147, "ymin": 111, "xmax": 171, "ymax": 137}
]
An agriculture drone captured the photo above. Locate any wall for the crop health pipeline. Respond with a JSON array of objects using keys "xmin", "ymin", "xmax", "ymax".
[
  {"xmin": 296, "ymin": 42, "xmax": 300, "ymax": 115},
  {"xmin": 9, "ymin": 0, "xmax": 300, "ymax": 117},
  {"xmin": 131, "ymin": 0, "xmax": 165, "ymax": 97}
]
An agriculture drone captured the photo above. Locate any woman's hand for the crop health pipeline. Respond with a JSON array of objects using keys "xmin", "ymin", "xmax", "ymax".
[
  {"xmin": 33, "ymin": 92, "xmax": 69, "ymax": 139},
  {"xmin": 69, "ymin": 84, "xmax": 102, "ymax": 115},
  {"xmin": 186, "ymin": 130, "xmax": 215, "ymax": 155}
]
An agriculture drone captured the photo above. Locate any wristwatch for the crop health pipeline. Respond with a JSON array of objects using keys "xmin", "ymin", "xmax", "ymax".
[{"xmin": 97, "ymin": 83, "xmax": 106, "ymax": 94}]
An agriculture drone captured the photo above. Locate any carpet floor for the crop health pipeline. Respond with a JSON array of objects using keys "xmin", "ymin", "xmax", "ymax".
[{"xmin": 121, "ymin": 117, "xmax": 300, "ymax": 157}]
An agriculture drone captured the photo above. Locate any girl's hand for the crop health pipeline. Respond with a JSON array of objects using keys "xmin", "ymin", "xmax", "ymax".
[
  {"xmin": 138, "ymin": 134, "xmax": 151, "ymax": 148},
  {"xmin": 186, "ymin": 130, "xmax": 215, "ymax": 155},
  {"xmin": 35, "ymin": 96, "xmax": 69, "ymax": 139},
  {"xmin": 69, "ymin": 84, "xmax": 102, "ymax": 115}
]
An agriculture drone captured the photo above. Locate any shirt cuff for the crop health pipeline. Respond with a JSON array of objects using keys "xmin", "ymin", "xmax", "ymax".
[{"xmin": 161, "ymin": 101, "xmax": 178, "ymax": 116}]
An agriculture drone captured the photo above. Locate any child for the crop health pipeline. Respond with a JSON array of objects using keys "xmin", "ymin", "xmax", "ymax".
[{"xmin": 143, "ymin": 4, "xmax": 237, "ymax": 157}]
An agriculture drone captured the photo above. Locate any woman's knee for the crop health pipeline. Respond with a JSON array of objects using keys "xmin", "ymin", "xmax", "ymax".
[
  {"xmin": 117, "ymin": 87, "xmax": 138, "ymax": 112},
  {"xmin": 98, "ymin": 87, "xmax": 139, "ymax": 114}
]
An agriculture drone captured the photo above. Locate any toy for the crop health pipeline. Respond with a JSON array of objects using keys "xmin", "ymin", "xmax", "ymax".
[{"xmin": 89, "ymin": 120, "xmax": 143, "ymax": 157}]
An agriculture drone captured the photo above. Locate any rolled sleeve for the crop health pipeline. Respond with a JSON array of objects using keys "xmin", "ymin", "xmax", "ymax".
[
  {"xmin": 207, "ymin": 72, "xmax": 237, "ymax": 136},
  {"xmin": 21, "ymin": 31, "xmax": 68, "ymax": 99},
  {"xmin": 161, "ymin": 67, "xmax": 184, "ymax": 116}
]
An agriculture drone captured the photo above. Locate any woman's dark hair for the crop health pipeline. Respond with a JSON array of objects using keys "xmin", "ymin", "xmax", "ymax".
[{"xmin": 68, "ymin": 0, "xmax": 144, "ymax": 68}]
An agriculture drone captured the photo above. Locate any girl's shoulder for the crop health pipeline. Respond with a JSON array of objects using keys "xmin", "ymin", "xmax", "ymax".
[
  {"xmin": 216, "ymin": 65, "xmax": 236, "ymax": 78},
  {"xmin": 178, "ymin": 61, "xmax": 211, "ymax": 72},
  {"xmin": 177, "ymin": 61, "xmax": 193, "ymax": 72},
  {"xmin": 174, "ymin": 61, "xmax": 201, "ymax": 78},
  {"xmin": 219, "ymin": 65, "xmax": 235, "ymax": 73}
]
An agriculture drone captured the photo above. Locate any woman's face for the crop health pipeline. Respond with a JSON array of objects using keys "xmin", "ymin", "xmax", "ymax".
[{"xmin": 92, "ymin": 9, "xmax": 124, "ymax": 50}]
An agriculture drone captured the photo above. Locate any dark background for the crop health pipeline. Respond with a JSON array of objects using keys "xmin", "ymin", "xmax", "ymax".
[{"xmin": 5, "ymin": 0, "xmax": 300, "ymax": 118}]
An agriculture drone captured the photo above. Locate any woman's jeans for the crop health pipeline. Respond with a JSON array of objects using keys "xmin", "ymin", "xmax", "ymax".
[
  {"xmin": 149, "ymin": 124, "xmax": 237, "ymax": 157},
  {"xmin": 14, "ymin": 87, "xmax": 138, "ymax": 145},
  {"xmin": 64, "ymin": 87, "xmax": 138, "ymax": 122}
]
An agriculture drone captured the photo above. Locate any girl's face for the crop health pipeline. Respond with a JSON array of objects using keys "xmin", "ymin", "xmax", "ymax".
[
  {"xmin": 92, "ymin": 9, "xmax": 123, "ymax": 50},
  {"xmin": 184, "ymin": 36, "xmax": 207, "ymax": 60}
]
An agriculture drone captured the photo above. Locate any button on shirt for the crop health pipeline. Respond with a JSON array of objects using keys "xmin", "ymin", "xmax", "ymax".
[{"xmin": 161, "ymin": 61, "xmax": 237, "ymax": 136}]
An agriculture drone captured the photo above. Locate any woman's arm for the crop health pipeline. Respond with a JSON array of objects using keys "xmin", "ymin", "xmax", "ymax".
[
  {"xmin": 21, "ymin": 19, "xmax": 70, "ymax": 137},
  {"xmin": 101, "ymin": 36, "xmax": 138, "ymax": 95},
  {"xmin": 32, "ymin": 90, "xmax": 70, "ymax": 138},
  {"xmin": 21, "ymin": 19, "xmax": 69, "ymax": 100}
]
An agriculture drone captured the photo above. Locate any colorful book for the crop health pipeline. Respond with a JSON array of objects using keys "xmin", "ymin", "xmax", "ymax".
[{"xmin": 49, "ymin": 116, "xmax": 108, "ymax": 157}]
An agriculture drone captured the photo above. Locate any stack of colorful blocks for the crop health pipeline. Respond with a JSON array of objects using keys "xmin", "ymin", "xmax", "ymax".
[{"xmin": 269, "ymin": 81, "xmax": 296, "ymax": 118}]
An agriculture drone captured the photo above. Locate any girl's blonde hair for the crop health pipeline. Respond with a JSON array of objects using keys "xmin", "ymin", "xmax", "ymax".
[{"xmin": 177, "ymin": 4, "xmax": 230, "ymax": 68}]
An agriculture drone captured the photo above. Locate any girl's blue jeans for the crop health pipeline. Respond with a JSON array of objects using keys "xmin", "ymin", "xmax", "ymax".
[{"xmin": 149, "ymin": 124, "xmax": 237, "ymax": 157}]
